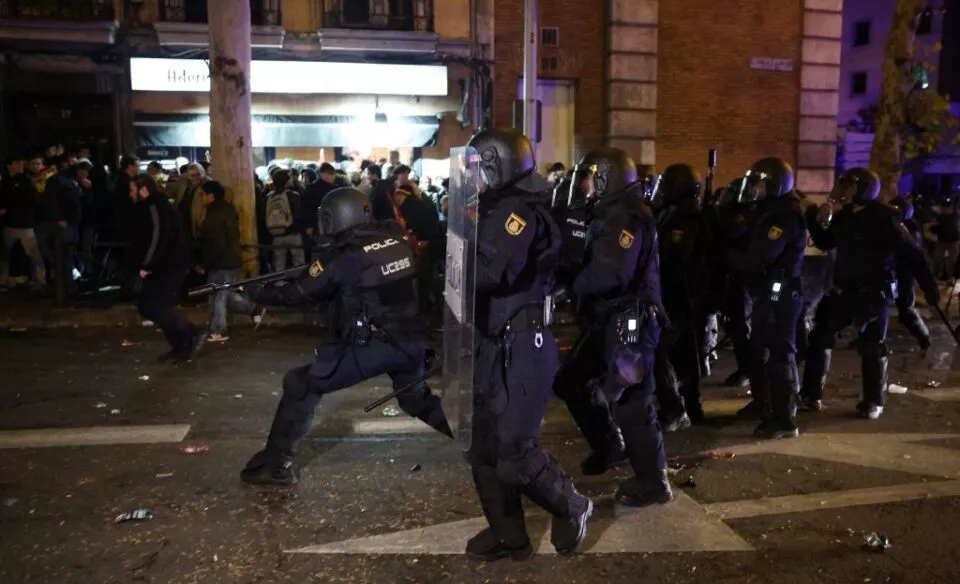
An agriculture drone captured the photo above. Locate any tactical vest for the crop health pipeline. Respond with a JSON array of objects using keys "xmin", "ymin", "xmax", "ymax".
[
  {"xmin": 477, "ymin": 199, "xmax": 560, "ymax": 335},
  {"xmin": 340, "ymin": 225, "xmax": 421, "ymax": 334}
]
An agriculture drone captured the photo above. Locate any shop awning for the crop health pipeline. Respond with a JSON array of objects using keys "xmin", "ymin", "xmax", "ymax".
[{"xmin": 134, "ymin": 113, "xmax": 440, "ymax": 148}]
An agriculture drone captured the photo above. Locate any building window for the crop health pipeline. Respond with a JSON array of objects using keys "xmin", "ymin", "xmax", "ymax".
[
  {"xmin": 541, "ymin": 56, "xmax": 558, "ymax": 71},
  {"xmin": 540, "ymin": 27, "xmax": 559, "ymax": 47},
  {"xmin": 916, "ymin": 8, "xmax": 933, "ymax": 35},
  {"xmin": 852, "ymin": 20, "xmax": 871, "ymax": 46},
  {"xmin": 851, "ymin": 71, "xmax": 868, "ymax": 96}
]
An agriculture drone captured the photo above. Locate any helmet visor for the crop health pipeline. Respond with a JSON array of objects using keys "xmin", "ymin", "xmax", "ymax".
[
  {"xmin": 828, "ymin": 177, "xmax": 858, "ymax": 207},
  {"xmin": 738, "ymin": 170, "xmax": 769, "ymax": 204},
  {"xmin": 317, "ymin": 206, "xmax": 335, "ymax": 236},
  {"xmin": 647, "ymin": 174, "xmax": 664, "ymax": 207},
  {"xmin": 569, "ymin": 163, "xmax": 597, "ymax": 206}
]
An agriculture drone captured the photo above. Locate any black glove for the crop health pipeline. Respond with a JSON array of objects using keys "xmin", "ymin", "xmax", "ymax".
[{"xmin": 924, "ymin": 285, "xmax": 941, "ymax": 309}]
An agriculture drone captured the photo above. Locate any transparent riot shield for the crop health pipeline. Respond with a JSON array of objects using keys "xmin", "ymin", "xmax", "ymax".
[{"xmin": 441, "ymin": 146, "xmax": 479, "ymax": 444}]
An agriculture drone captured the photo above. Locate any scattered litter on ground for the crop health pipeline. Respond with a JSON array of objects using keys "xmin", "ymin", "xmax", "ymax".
[
  {"xmin": 179, "ymin": 444, "xmax": 209, "ymax": 455},
  {"xmin": 94, "ymin": 402, "xmax": 107, "ymax": 409},
  {"xmin": 409, "ymin": 464, "xmax": 422, "ymax": 473},
  {"xmin": 3, "ymin": 498, "xmax": 18, "ymax": 507},
  {"xmin": 381, "ymin": 405, "xmax": 401, "ymax": 417},
  {"xmin": 199, "ymin": 392, "xmax": 210, "ymax": 397},
  {"xmin": 213, "ymin": 554, "xmax": 218, "ymax": 562},
  {"xmin": 115, "ymin": 508, "xmax": 154, "ymax": 523},
  {"xmin": 888, "ymin": 383, "xmax": 908, "ymax": 395},
  {"xmin": 680, "ymin": 477, "xmax": 697, "ymax": 488},
  {"xmin": 271, "ymin": 391, "xmax": 279, "ymax": 396},
  {"xmin": 155, "ymin": 472, "xmax": 174, "ymax": 479},
  {"xmin": 121, "ymin": 339, "xmax": 136, "ymax": 347},
  {"xmin": 707, "ymin": 451, "xmax": 736, "ymax": 460},
  {"xmin": 9, "ymin": 327, "xmax": 26, "ymax": 332},
  {"xmin": 110, "ymin": 409, "xmax": 121, "ymax": 415},
  {"xmin": 864, "ymin": 532, "xmax": 891, "ymax": 552},
  {"xmin": 138, "ymin": 375, "xmax": 150, "ymax": 381},
  {"xmin": 927, "ymin": 380, "xmax": 943, "ymax": 388},
  {"xmin": 233, "ymin": 394, "xmax": 243, "ymax": 399}
]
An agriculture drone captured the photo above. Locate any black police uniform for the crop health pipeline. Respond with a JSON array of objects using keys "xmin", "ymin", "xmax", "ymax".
[
  {"xmin": 653, "ymin": 164, "xmax": 713, "ymax": 426},
  {"xmin": 130, "ymin": 190, "xmax": 203, "ymax": 363},
  {"xmin": 464, "ymin": 129, "xmax": 591, "ymax": 561},
  {"xmin": 241, "ymin": 189, "xmax": 451, "ymax": 486},
  {"xmin": 890, "ymin": 196, "xmax": 931, "ymax": 350},
  {"xmin": 553, "ymin": 147, "xmax": 671, "ymax": 507},
  {"xmin": 801, "ymin": 169, "xmax": 938, "ymax": 418},
  {"xmin": 551, "ymin": 174, "xmax": 589, "ymax": 290},
  {"xmin": 727, "ymin": 159, "xmax": 806, "ymax": 438}
]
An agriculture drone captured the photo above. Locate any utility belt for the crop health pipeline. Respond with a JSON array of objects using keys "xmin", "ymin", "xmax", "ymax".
[
  {"xmin": 834, "ymin": 279, "xmax": 897, "ymax": 302},
  {"xmin": 759, "ymin": 275, "xmax": 802, "ymax": 303},
  {"xmin": 490, "ymin": 302, "xmax": 553, "ymax": 368}
]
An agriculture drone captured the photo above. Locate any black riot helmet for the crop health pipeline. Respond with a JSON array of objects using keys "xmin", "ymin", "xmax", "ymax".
[
  {"xmin": 829, "ymin": 167, "xmax": 881, "ymax": 206},
  {"xmin": 467, "ymin": 128, "xmax": 553, "ymax": 194},
  {"xmin": 575, "ymin": 147, "xmax": 639, "ymax": 199},
  {"xmin": 738, "ymin": 158, "xmax": 795, "ymax": 204},
  {"xmin": 650, "ymin": 163, "xmax": 703, "ymax": 208},
  {"xmin": 717, "ymin": 178, "xmax": 744, "ymax": 207},
  {"xmin": 317, "ymin": 187, "xmax": 372, "ymax": 236},
  {"xmin": 551, "ymin": 175, "xmax": 572, "ymax": 210}
]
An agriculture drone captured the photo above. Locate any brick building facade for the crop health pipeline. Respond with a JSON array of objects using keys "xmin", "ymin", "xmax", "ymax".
[{"xmin": 490, "ymin": 0, "xmax": 843, "ymax": 198}]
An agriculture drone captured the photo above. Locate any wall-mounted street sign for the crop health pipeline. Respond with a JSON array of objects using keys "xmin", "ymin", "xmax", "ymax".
[
  {"xmin": 129, "ymin": 58, "xmax": 449, "ymax": 96},
  {"xmin": 750, "ymin": 58, "xmax": 794, "ymax": 72}
]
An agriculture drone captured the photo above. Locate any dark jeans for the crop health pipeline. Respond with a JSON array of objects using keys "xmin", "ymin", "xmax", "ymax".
[{"xmin": 137, "ymin": 267, "xmax": 196, "ymax": 352}]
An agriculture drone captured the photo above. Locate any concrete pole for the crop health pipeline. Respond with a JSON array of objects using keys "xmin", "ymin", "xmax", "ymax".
[
  {"xmin": 522, "ymin": 0, "xmax": 537, "ymax": 154},
  {"xmin": 208, "ymin": 0, "xmax": 257, "ymax": 275}
]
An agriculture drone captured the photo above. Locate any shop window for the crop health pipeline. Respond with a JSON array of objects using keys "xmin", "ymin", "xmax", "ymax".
[
  {"xmin": 851, "ymin": 71, "xmax": 868, "ymax": 96},
  {"xmin": 326, "ymin": 0, "xmax": 433, "ymax": 32},
  {"xmin": 852, "ymin": 20, "xmax": 870, "ymax": 47}
]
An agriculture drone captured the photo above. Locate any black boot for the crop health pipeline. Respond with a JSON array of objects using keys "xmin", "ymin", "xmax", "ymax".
[
  {"xmin": 465, "ymin": 457, "xmax": 532, "ymax": 561},
  {"xmin": 579, "ymin": 430, "xmax": 628, "ymax": 475},
  {"xmin": 753, "ymin": 418, "xmax": 799, "ymax": 440},
  {"xmin": 724, "ymin": 370, "xmax": 751, "ymax": 388},
  {"xmin": 736, "ymin": 399, "xmax": 770, "ymax": 420},
  {"xmin": 398, "ymin": 387, "xmax": 454, "ymax": 439},
  {"xmin": 465, "ymin": 528, "xmax": 533, "ymax": 561},
  {"xmin": 552, "ymin": 498, "xmax": 593, "ymax": 555},
  {"xmin": 615, "ymin": 471, "xmax": 673, "ymax": 507},
  {"xmin": 240, "ymin": 450, "xmax": 298, "ymax": 486}
]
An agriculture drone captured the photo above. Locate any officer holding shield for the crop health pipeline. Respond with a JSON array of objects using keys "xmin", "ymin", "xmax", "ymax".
[
  {"xmin": 463, "ymin": 128, "xmax": 592, "ymax": 560},
  {"xmin": 239, "ymin": 188, "xmax": 452, "ymax": 486},
  {"xmin": 727, "ymin": 158, "xmax": 806, "ymax": 439},
  {"xmin": 801, "ymin": 169, "xmax": 938, "ymax": 418}
]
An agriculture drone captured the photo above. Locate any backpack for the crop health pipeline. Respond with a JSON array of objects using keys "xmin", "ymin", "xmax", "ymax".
[{"xmin": 266, "ymin": 190, "xmax": 294, "ymax": 235}]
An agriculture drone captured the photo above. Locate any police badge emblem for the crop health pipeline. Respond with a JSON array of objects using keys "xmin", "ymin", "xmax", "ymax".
[
  {"xmin": 505, "ymin": 212, "xmax": 527, "ymax": 236},
  {"xmin": 767, "ymin": 226, "xmax": 783, "ymax": 240},
  {"xmin": 308, "ymin": 259, "xmax": 324, "ymax": 277},
  {"xmin": 619, "ymin": 229, "xmax": 635, "ymax": 249}
]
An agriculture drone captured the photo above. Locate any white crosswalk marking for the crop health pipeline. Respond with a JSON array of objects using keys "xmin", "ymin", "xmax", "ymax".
[{"xmin": 0, "ymin": 424, "xmax": 191, "ymax": 448}]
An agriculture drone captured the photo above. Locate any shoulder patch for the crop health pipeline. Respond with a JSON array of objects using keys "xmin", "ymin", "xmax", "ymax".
[
  {"xmin": 671, "ymin": 229, "xmax": 684, "ymax": 244},
  {"xmin": 505, "ymin": 212, "xmax": 527, "ymax": 236},
  {"xmin": 619, "ymin": 229, "xmax": 635, "ymax": 249},
  {"xmin": 767, "ymin": 226, "xmax": 783, "ymax": 241},
  {"xmin": 308, "ymin": 259, "xmax": 324, "ymax": 278}
]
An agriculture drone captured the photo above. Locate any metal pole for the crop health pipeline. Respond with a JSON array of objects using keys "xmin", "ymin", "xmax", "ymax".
[{"xmin": 522, "ymin": 0, "xmax": 537, "ymax": 153}]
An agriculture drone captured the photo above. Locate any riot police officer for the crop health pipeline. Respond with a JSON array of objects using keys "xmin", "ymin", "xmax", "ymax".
[
  {"xmin": 801, "ymin": 169, "xmax": 938, "ymax": 418},
  {"xmin": 890, "ymin": 195, "xmax": 931, "ymax": 351},
  {"xmin": 727, "ymin": 158, "xmax": 806, "ymax": 439},
  {"xmin": 240, "ymin": 188, "xmax": 452, "ymax": 486},
  {"xmin": 650, "ymin": 163, "xmax": 713, "ymax": 426},
  {"xmin": 553, "ymin": 147, "xmax": 672, "ymax": 507},
  {"xmin": 464, "ymin": 129, "xmax": 592, "ymax": 560}
]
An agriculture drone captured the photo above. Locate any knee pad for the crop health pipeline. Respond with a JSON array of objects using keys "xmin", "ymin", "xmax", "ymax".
[{"xmin": 495, "ymin": 442, "xmax": 548, "ymax": 488}]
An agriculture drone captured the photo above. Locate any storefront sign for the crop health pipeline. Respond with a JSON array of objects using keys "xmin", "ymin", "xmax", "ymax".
[{"xmin": 130, "ymin": 58, "xmax": 448, "ymax": 96}]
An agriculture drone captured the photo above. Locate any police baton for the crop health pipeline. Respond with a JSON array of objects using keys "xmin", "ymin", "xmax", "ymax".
[{"xmin": 362, "ymin": 366, "xmax": 442, "ymax": 413}]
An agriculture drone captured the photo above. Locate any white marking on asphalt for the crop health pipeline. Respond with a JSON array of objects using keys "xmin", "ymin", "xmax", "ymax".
[
  {"xmin": 287, "ymin": 492, "xmax": 753, "ymax": 555},
  {"xmin": 704, "ymin": 479, "xmax": 960, "ymax": 520},
  {"xmin": 0, "ymin": 424, "xmax": 191, "ymax": 449},
  {"xmin": 351, "ymin": 418, "xmax": 433, "ymax": 435}
]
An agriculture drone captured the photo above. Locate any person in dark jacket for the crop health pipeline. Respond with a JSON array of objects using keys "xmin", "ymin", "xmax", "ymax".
[
  {"xmin": 370, "ymin": 165, "xmax": 400, "ymax": 222},
  {"xmin": 931, "ymin": 200, "xmax": 960, "ymax": 281},
  {"xmin": 197, "ymin": 181, "xmax": 263, "ymax": 342},
  {"xmin": 129, "ymin": 174, "xmax": 206, "ymax": 364},
  {"xmin": 393, "ymin": 185, "xmax": 443, "ymax": 317},
  {"xmin": 301, "ymin": 162, "xmax": 338, "ymax": 238},
  {"xmin": 0, "ymin": 155, "xmax": 46, "ymax": 289}
]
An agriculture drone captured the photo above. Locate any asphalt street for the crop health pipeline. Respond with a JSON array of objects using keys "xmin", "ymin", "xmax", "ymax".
[{"xmin": 2, "ymin": 321, "xmax": 960, "ymax": 583}]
